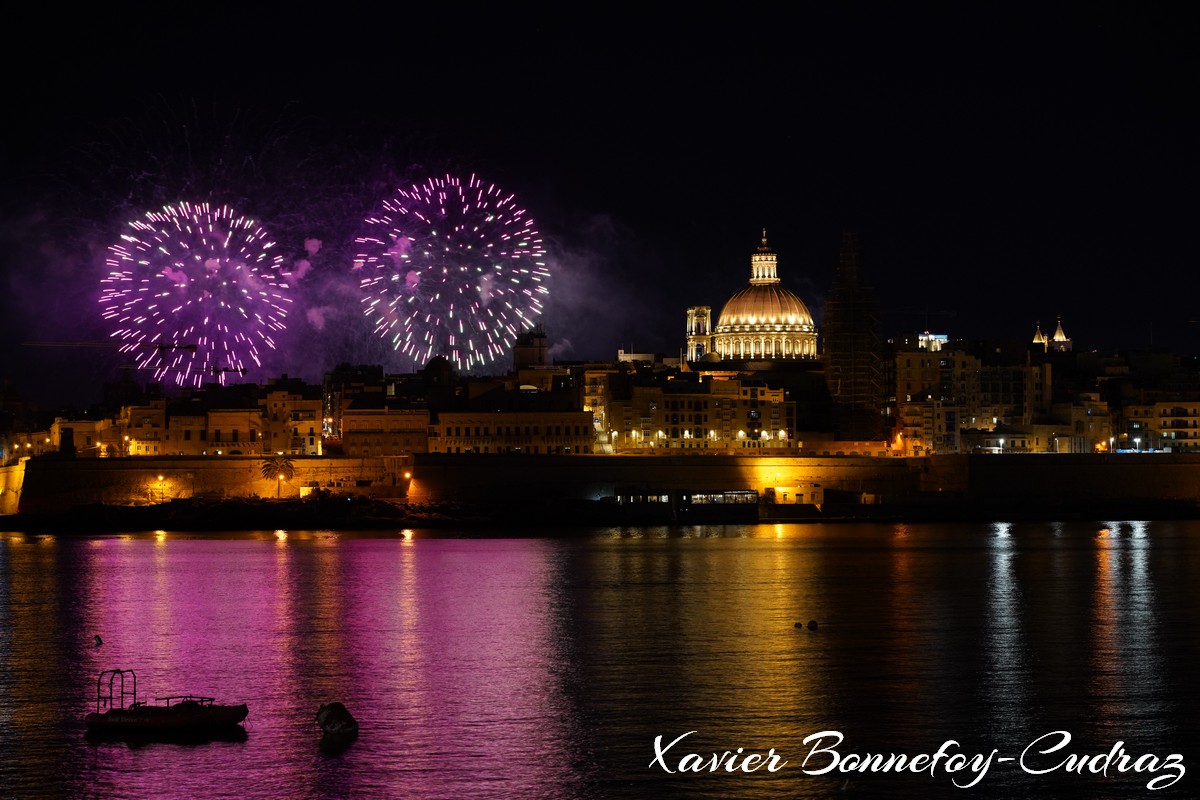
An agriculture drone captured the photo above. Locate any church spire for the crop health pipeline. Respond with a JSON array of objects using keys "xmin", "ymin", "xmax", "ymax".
[{"xmin": 1048, "ymin": 316, "xmax": 1073, "ymax": 352}]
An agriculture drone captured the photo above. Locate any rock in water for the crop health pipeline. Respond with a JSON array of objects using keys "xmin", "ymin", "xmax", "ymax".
[{"xmin": 316, "ymin": 702, "xmax": 359, "ymax": 737}]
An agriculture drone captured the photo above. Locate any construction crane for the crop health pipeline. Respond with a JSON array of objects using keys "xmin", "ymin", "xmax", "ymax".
[
  {"xmin": 22, "ymin": 341, "xmax": 197, "ymax": 352},
  {"xmin": 20, "ymin": 341, "xmax": 202, "ymax": 376},
  {"xmin": 21, "ymin": 340, "xmax": 123, "ymax": 349}
]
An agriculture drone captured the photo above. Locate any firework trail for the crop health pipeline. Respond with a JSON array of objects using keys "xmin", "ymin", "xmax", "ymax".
[
  {"xmin": 98, "ymin": 202, "xmax": 291, "ymax": 387},
  {"xmin": 355, "ymin": 173, "xmax": 550, "ymax": 372}
]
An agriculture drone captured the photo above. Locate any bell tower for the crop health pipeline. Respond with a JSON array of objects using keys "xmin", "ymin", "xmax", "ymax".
[{"xmin": 686, "ymin": 306, "xmax": 712, "ymax": 361}]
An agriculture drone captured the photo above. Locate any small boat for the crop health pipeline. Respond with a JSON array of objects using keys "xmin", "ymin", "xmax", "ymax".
[{"xmin": 84, "ymin": 669, "xmax": 248, "ymax": 737}]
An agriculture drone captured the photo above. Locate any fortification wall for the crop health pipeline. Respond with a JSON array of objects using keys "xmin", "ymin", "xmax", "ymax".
[
  {"xmin": 0, "ymin": 461, "xmax": 24, "ymax": 516},
  {"xmin": 968, "ymin": 453, "xmax": 1200, "ymax": 502},
  {"xmin": 8, "ymin": 452, "xmax": 1200, "ymax": 517},
  {"xmin": 405, "ymin": 453, "xmax": 928, "ymax": 503},
  {"xmin": 14, "ymin": 456, "xmax": 411, "ymax": 515}
]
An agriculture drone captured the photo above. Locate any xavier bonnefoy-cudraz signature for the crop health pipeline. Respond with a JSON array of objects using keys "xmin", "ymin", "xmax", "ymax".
[{"xmin": 650, "ymin": 730, "xmax": 1185, "ymax": 790}]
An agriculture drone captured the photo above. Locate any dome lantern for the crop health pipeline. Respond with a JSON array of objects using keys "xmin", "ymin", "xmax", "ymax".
[{"xmin": 707, "ymin": 231, "xmax": 819, "ymax": 361}]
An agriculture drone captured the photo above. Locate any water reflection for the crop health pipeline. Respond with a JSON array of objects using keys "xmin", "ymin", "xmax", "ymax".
[
  {"xmin": 0, "ymin": 524, "xmax": 1194, "ymax": 799},
  {"xmin": 1090, "ymin": 520, "xmax": 1165, "ymax": 744},
  {"xmin": 984, "ymin": 522, "xmax": 1028, "ymax": 742}
]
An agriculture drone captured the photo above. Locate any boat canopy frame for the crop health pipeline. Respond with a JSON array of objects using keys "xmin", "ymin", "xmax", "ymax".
[
  {"xmin": 96, "ymin": 669, "xmax": 138, "ymax": 714},
  {"xmin": 95, "ymin": 669, "xmax": 219, "ymax": 711}
]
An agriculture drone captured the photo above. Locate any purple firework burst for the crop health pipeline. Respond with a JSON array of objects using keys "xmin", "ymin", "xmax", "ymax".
[
  {"xmin": 355, "ymin": 173, "xmax": 550, "ymax": 372},
  {"xmin": 99, "ymin": 202, "xmax": 291, "ymax": 387}
]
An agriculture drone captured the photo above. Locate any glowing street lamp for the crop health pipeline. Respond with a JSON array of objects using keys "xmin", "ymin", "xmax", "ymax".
[
  {"xmin": 277, "ymin": 473, "xmax": 284, "ymax": 498},
  {"xmin": 1134, "ymin": 437, "xmax": 1141, "ymax": 452},
  {"xmin": 157, "ymin": 474, "xmax": 165, "ymax": 503},
  {"xmin": 998, "ymin": 438, "xmax": 1005, "ymax": 453}
]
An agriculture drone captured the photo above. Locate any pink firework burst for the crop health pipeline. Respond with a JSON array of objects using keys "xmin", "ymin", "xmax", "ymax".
[
  {"xmin": 355, "ymin": 173, "xmax": 550, "ymax": 372},
  {"xmin": 99, "ymin": 202, "xmax": 292, "ymax": 387}
]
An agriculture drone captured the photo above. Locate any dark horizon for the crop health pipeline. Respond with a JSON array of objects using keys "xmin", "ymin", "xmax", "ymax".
[{"xmin": 4, "ymin": 4, "xmax": 1197, "ymax": 410}]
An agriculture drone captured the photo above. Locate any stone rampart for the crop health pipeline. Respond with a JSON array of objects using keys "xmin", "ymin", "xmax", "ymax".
[
  {"xmin": 13, "ymin": 456, "xmax": 411, "ymax": 514},
  {"xmin": 967, "ymin": 452, "xmax": 1200, "ymax": 502},
  {"xmin": 7, "ymin": 452, "xmax": 1200, "ymax": 518},
  {"xmin": 0, "ymin": 461, "xmax": 24, "ymax": 516},
  {"xmin": 405, "ymin": 453, "xmax": 928, "ymax": 503}
]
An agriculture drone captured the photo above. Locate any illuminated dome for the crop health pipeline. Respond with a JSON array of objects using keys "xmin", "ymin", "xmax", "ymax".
[{"xmin": 711, "ymin": 231, "xmax": 818, "ymax": 360}]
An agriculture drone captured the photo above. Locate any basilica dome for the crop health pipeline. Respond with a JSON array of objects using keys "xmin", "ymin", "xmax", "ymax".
[
  {"xmin": 710, "ymin": 232, "xmax": 818, "ymax": 360},
  {"xmin": 717, "ymin": 284, "xmax": 815, "ymax": 330}
]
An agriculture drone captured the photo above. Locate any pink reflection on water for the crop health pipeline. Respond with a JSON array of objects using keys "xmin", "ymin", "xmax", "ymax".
[{"xmin": 69, "ymin": 533, "xmax": 578, "ymax": 799}]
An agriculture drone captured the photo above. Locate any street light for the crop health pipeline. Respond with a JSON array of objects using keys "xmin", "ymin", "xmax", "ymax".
[
  {"xmin": 157, "ymin": 474, "xmax": 165, "ymax": 503},
  {"xmin": 1134, "ymin": 437, "xmax": 1141, "ymax": 452},
  {"xmin": 277, "ymin": 473, "xmax": 284, "ymax": 498},
  {"xmin": 999, "ymin": 438, "xmax": 1005, "ymax": 453}
]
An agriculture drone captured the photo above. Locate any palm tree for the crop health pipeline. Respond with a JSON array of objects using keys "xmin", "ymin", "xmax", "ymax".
[{"xmin": 260, "ymin": 454, "xmax": 295, "ymax": 498}]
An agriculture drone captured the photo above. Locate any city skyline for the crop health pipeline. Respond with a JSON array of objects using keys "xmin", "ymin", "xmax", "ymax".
[{"xmin": 3, "ymin": 5, "xmax": 1196, "ymax": 409}]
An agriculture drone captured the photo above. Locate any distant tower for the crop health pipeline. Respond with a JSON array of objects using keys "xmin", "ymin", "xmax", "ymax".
[
  {"xmin": 512, "ymin": 324, "xmax": 549, "ymax": 370},
  {"xmin": 686, "ymin": 306, "xmax": 712, "ymax": 361},
  {"xmin": 1049, "ymin": 317, "xmax": 1072, "ymax": 352},
  {"xmin": 822, "ymin": 232, "xmax": 886, "ymax": 441},
  {"xmin": 1032, "ymin": 321, "xmax": 1048, "ymax": 351}
]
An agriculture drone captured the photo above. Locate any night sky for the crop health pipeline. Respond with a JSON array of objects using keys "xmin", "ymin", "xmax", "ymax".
[{"xmin": 3, "ymin": 4, "xmax": 1196, "ymax": 410}]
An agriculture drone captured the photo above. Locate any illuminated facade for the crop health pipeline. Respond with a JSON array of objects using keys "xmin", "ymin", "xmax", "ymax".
[
  {"xmin": 118, "ymin": 399, "xmax": 167, "ymax": 456},
  {"xmin": 606, "ymin": 379, "xmax": 797, "ymax": 452},
  {"xmin": 429, "ymin": 410, "xmax": 595, "ymax": 454},
  {"xmin": 46, "ymin": 417, "xmax": 112, "ymax": 457},
  {"xmin": 893, "ymin": 343, "xmax": 1052, "ymax": 454},
  {"xmin": 4, "ymin": 430, "xmax": 54, "ymax": 462},
  {"xmin": 1049, "ymin": 393, "xmax": 1113, "ymax": 452},
  {"xmin": 1122, "ymin": 402, "xmax": 1200, "ymax": 452},
  {"xmin": 685, "ymin": 306, "xmax": 712, "ymax": 361},
  {"xmin": 341, "ymin": 406, "xmax": 431, "ymax": 456},
  {"xmin": 690, "ymin": 232, "xmax": 819, "ymax": 362},
  {"xmin": 583, "ymin": 367, "xmax": 619, "ymax": 452},
  {"xmin": 166, "ymin": 412, "xmax": 207, "ymax": 455},
  {"xmin": 205, "ymin": 408, "xmax": 265, "ymax": 455},
  {"xmin": 262, "ymin": 382, "xmax": 324, "ymax": 455}
]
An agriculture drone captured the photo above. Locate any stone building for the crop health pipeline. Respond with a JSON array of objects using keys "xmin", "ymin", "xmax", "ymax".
[
  {"xmin": 341, "ymin": 403, "xmax": 431, "ymax": 457},
  {"xmin": 606, "ymin": 378, "xmax": 797, "ymax": 452},
  {"xmin": 429, "ymin": 409, "xmax": 594, "ymax": 454}
]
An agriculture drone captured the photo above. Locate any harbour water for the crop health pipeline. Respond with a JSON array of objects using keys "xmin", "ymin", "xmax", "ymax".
[{"xmin": 0, "ymin": 521, "xmax": 1197, "ymax": 799}]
